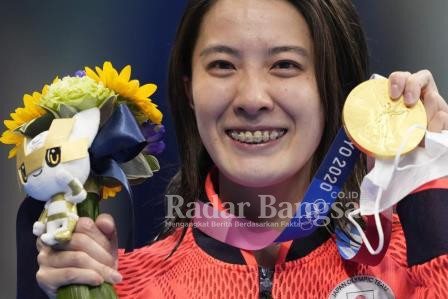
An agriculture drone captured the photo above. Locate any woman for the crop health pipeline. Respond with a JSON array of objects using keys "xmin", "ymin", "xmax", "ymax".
[{"xmin": 36, "ymin": 0, "xmax": 448, "ymax": 298}]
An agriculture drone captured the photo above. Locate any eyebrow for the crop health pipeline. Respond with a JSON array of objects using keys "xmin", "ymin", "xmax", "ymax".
[
  {"xmin": 268, "ymin": 46, "xmax": 309, "ymax": 57},
  {"xmin": 199, "ymin": 45, "xmax": 241, "ymax": 58},
  {"xmin": 199, "ymin": 45, "xmax": 309, "ymax": 58}
]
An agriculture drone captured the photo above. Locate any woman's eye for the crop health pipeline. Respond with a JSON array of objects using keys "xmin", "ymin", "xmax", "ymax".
[
  {"xmin": 274, "ymin": 61, "xmax": 297, "ymax": 69},
  {"xmin": 207, "ymin": 60, "xmax": 236, "ymax": 76},
  {"xmin": 271, "ymin": 60, "xmax": 302, "ymax": 76},
  {"xmin": 45, "ymin": 147, "xmax": 61, "ymax": 167}
]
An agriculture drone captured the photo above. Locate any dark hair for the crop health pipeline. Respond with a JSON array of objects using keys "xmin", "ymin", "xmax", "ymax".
[{"xmin": 160, "ymin": 0, "xmax": 369, "ymax": 256}]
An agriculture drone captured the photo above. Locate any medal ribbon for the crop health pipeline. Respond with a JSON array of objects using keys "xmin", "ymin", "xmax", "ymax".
[
  {"xmin": 207, "ymin": 191, "xmax": 293, "ymax": 266},
  {"xmin": 194, "ymin": 128, "xmax": 392, "ymax": 265}
]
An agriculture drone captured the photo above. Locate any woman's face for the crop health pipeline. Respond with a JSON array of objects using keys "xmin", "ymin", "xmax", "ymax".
[{"xmin": 190, "ymin": 0, "xmax": 324, "ymax": 188}]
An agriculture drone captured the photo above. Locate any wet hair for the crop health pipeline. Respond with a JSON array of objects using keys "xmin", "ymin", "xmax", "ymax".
[{"xmin": 159, "ymin": 0, "xmax": 369, "ymax": 256}]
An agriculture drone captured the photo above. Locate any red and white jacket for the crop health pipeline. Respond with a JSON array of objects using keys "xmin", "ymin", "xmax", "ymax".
[{"xmin": 115, "ymin": 179, "xmax": 448, "ymax": 298}]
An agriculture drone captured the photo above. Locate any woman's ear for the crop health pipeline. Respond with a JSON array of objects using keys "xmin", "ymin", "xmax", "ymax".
[{"xmin": 183, "ymin": 76, "xmax": 194, "ymax": 110}]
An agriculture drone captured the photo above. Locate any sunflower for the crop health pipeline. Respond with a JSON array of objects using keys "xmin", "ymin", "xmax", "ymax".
[
  {"xmin": 0, "ymin": 84, "xmax": 52, "ymax": 158},
  {"xmin": 85, "ymin": 61, "xmax": 162, "ymax": 124},
  {"xmin": 102, "ymin": 185, "xmax": 122, "ymax": 200}
]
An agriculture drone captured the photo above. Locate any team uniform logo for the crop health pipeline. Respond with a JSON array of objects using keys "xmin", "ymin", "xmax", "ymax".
[{"xmin": 328, "ymin": 275, "xmax": 395, "ymax": 299}]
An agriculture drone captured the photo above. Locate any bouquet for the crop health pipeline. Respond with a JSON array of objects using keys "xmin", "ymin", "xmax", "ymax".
[{"xmin": 1, "ymin": 62, "xmax": 165, "ymax": 298}]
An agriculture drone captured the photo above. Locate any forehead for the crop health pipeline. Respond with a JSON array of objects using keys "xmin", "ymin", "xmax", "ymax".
[{"xmin": 195, "ymin": 0, "xmax": 312, "ymax": 54}]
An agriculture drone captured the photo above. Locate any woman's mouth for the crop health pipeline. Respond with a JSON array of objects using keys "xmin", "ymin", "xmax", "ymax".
[{"xmin": 225, "ymin": 129, "xmax": 287, "ymax": 144}]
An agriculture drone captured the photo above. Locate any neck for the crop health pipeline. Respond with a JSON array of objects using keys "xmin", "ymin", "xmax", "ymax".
[
  {"xmin": 253, "ymin": 244, "xmax": 282, "ymax": 268},
  {"xmin": 218, "ymin": 160, "xmax": 312, "ymax": 229}
]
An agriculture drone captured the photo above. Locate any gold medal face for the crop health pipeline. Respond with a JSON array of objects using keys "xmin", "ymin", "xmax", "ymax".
[{"xmin": 343, "ymin": 78, "xmax": 427, "ymax": 159}]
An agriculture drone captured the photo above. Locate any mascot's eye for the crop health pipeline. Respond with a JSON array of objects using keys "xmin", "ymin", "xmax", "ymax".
[
  {"xmin": 45, "ymin": 147, "xmax": 61, "ymax": 167},
  {"xmin": 18, "ymin": 163, "xmax": 27, "ymax": 183}
]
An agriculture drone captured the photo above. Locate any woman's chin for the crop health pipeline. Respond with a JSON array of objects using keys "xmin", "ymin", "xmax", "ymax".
[
  {"xmin": 216, "ymin": 156, "xmax": 311, "ymax": 190},
  {"xmin": 222, "ymin": 167, "xmax": 293, "ymax": 188}
]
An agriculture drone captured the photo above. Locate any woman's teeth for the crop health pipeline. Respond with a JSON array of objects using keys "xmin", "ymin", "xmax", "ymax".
[{"xmin": 227, "ymin": 129, "xmax": 286, "ymax": 144}]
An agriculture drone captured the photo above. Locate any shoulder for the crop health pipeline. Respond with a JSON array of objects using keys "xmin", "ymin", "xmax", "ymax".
[
  {"xmin": 380, "ymin": 210, "xmax": 446, "ymax": 268},
  {"xmin": 379, "ymin": 212, "xmax": 448, "ymax": 297}
]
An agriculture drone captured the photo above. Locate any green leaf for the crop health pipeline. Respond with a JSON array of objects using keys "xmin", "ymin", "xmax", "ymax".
[
  {"xmin": 99, "ymin": 95, "xmax": 117, "ymax": 127},
  {"xmin": 13, "ymin": 113, "xmax": 55, "ymax": 138},
  {"xmin": 57, "ymin": 283, "xmax": 117, "ymax": 299},
  {"xmin": 145, "ymin": 154, "xmax": 160, "ymax": 172},
  {"xmin": 120, "ymin": 153, "xmax": 153, "ymax": 185},
  {"xmin": 84, "ymin": 175, "xmax": 100, "ymax": 194},
  {"xmin": 128, "ymin": 177, "xmax": 148, "ymax": 185},
  {"xmin": 77, "ymin": 192, "xmax": 99, "ymax": 219},
  {"xmin": 39, "ymin": 104, "xmax": 61, "ymax": 118},
  {"xmin": 57, "ymin": 284, "xmax": 90, "ymax": 299},
  {"xmin": 100, "ymin": 177, "xmax": 122, "ymax": 189},
  {"xmin": 89, "ymin": 283, "xmax": 118, "ymax": 299},
  {"xmin": 58, "ymin": 103, "xmax": 79, "ymax": 118}
]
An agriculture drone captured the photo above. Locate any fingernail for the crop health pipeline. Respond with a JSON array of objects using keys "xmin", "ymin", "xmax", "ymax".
[
  {"xmin": 111, "ymin": 271, "xmax": 122, "ymax": 284},
  {"xmin": 404, "ymin": 92, "xmax": 414, "ymax": 105},
  {"xmin": 390, "ymin": 84, "xmax": 400, "ymax": 99}
]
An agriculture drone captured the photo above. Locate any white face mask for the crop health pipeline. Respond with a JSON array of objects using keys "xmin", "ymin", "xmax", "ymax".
[{"xmin": 348, "ymin": 125, "xmax": 448, "ymax": 255}]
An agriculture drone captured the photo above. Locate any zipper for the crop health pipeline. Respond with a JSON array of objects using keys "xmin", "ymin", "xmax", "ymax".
[{"xmin": 258, "ymin": 266, "xmax": 274, "ymax": 299}]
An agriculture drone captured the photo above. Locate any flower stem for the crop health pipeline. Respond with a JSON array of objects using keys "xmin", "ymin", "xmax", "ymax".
[{"xmin": 56, "ymin": 178, "xmax": 118, "ymax": 299}]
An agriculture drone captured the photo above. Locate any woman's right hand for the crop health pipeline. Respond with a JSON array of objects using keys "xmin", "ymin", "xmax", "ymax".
[{"xmin": 36, "ymin": 214, "xmax": 122, "ymax": 298}]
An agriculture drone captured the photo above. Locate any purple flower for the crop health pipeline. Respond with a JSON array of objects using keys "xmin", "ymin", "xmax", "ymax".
[
  {"xmin": 141, "ymin": 122, "xmax": 165, "ymax": 142},
  {"xmin": 143, "ymin": 140, "xmax": 165, "ymax": 155},
  {"xmin": 74, "ymin": 70, "xmax": 86, "ymax": 77},
  {"xmin": 141, "ymin": 122, "xmax": 165, "ymax": 155}
]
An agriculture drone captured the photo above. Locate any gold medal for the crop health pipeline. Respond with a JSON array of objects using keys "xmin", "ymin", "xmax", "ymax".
[{"xmin": 343, "ymin": 78, "xmax": 427, "ymax": 159}]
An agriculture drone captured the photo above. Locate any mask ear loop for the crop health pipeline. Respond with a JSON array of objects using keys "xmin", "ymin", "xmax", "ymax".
[
  {"xmin": 347, "ymin": 188, "xmax": 385, "ymax": 255},
  {"xmin": 347, "ymin": 124, "xmax": 427, "ymax": 255}
]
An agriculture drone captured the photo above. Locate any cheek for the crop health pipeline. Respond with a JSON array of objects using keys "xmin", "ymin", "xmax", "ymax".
[
  {"xmin": 277, "ymin": 80, "xmax": 323, "ymax": 126},
  {"xmin": 191, "ymin": 75, "xmax": 234, "ymax": 129},
  {"xmin": 191, "ymin": 87, "xmax": 222, "ymax": 151}
]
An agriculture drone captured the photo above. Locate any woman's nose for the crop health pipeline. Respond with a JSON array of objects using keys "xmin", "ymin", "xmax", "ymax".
[{"xmin": 233, "ymin": 73, "xmax": 274, "ymax": 117}]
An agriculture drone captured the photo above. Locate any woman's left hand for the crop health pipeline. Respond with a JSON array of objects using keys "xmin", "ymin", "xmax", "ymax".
[{"xmin": 388, "ymin": 70, "xmax": 448, "ymax": 132}]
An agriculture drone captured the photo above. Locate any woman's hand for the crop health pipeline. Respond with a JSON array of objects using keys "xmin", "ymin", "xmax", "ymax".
[
  {"xmin": 389, "ymin": 70, "xmax": 448, "ymax": 132},
  {"xmin": 36, "ymin": 214, "xmax": 122, "ymax": 298}
]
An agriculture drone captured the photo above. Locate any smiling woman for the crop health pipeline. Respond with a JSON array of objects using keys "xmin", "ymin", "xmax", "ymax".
[
  {"xmin": 167, "ymin": 0, "xmax": 368, "ymax": 238},
  {"xmin": 191, "ymin": 0, "xmax": 323, "ymax": 191},
  {"xmin": 33, "ymin": 0, "xmax": 448, "ymax": 298}
]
